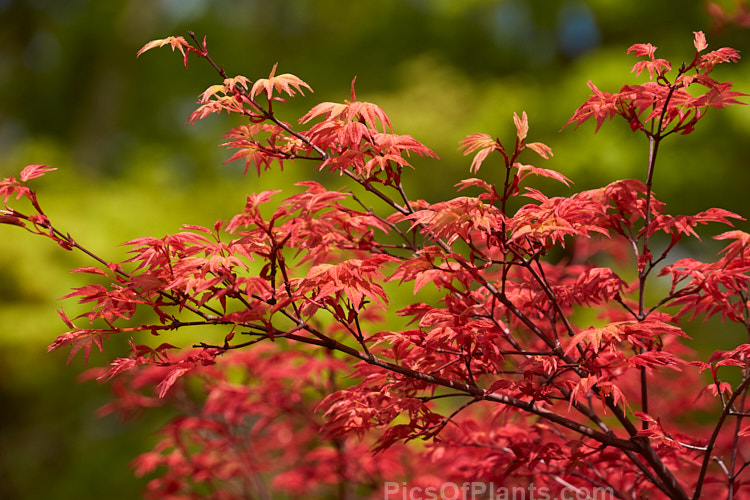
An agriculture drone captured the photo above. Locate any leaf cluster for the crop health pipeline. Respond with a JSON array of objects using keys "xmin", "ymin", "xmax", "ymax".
[{"xmin": 3, "ymin": 31, "xmax": 750, "ymax": 499}]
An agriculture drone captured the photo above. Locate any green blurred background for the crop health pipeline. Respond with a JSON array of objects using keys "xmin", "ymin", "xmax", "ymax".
[{"xmin": 1, "ymin": 0, "xmax": 748, "ymax": 498}]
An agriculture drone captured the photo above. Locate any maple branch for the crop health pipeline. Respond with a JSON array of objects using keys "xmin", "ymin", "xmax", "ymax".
[
  {"xmin": 196, "ymin": 334, "xmax": 267, "ymax": 351},
  {"xmin": 351, "ymin": 312, "xmax": 374, "ymax": 361},
  {"xmin": 395, "ymin": 180, "xmax": 415, "ymax": 215},
  {"xmin": 564, "ymin": 471, "xmax": 628, "ymax": 500},
  {"xmin": 262, "ymin": 227, "xmax": 306, "ymax": 321},
  {"xmin": 351, "ymin": 175, "xmax": 410, "ymax": 216},
  {"xmin": 500, "ymin": 161, "xmax": 513, "ymax": 215},
  {"xmin": 694, "ymin": 370, "xmax": 750, "ymax": 499},
  {"xmin": 639, "ymin": 78, "xmax": 680, "ymax": 297},
  {"xmin": 465, "ymin": 255, "xmax": 656, "ymax": 447},
  {"xmin": 424, "ymin": 396, "xmax": 481, "ymax": 437},
  {"xmin": 288, "ymin": 308, "xmax": 682, "ymax": 495},
  {"xmin": 187, "ymin": 31, "xmax": 331, "ymax": 162},
  {"xmin": 348, "ymin": 191, "xmax": 418, "ymax": 252},
  {"xmin": 418, "ymin": 392, "xmax": 468, "ymax": 402},
  {"xmin": 634, "ymin": 84, "xmax": 679, "ymax": 433},
  {"xmin": 522, "ymin": 253, "xmax": 576, "ymax": 338},
  {"xmin": 729, "ymin": 371, "xmax": 749, "ymax": 497},
  {"xmin": 427, "ymin": 357, "xmax": 464, "ymax": 376},
  {"xmin": 15, "ymin": 206, "xmax": 236, "ymax": 328},
  {"xmin": 485, "ymin": 268, "xmax": 686, "ymax": 496},
  {"xmin": 271, "ymin": 324, "xmax": 642, "ymax": 451},
  {"xmin": 646, "ymin": 284, "xmax": 700, "ymax": 317}
]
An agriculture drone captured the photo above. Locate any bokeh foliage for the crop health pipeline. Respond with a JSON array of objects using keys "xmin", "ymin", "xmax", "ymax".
[{"xmin": 0, "ymin": 0, "xmax": 748, "ymax": 497}]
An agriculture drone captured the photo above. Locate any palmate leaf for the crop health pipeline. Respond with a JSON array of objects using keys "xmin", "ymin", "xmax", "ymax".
[
  {"xmin": 197, "ymin": 75, "xmax": 252, "ymax": 103},
  {"xmin": 627, "ymin": 42, "xmax": 658, "ymax": 58},
  {"xmin": 565, "ymin": 324, "xmax": 623, "ymax": 355},
  {"xmin": 297, "ymin": 255, "xmax": 399, "ymax": 310},
  {"xmin": 407, "ymin": 196, "xmax": 504, "ymax": 245},
  {"xmin": 250, "ymin": 63, "xmax": 313, "ymax": 100},
  {"xmin": 47, "ymin": 329, "xmax": 104, "ymax": 365},
  {"xmin": 565, "ymin": 320, "xmax": 687, "ymax": 356},
  {"xmin": 515, "ymin": 164, "xmax": 569, "ymax": 186},
  {"xmin": 693, "ymin": 82, "xmax": 748, "ymax": 109},
  {"xmin": 693, "ymin": 30, "xmax": 709, "ymax": 52},
  {"xmin": 458, "ymin": 133, "xmax": 502, "ymax": 173},
  {"xmin": 631, "ymin": 58, "xmax": 672, "ymax": 79},
  {"xmin": 525, "ymin": 141, "xmax": 553, "ymax": 159},
  {"xmin": 699, "ymin": 47, "xmax": 742, "ymax": 71},
  {"xmin": 188, "ymin": 97, "xmax": 242, "ymax": 124},
  {"xmin": 300, "ymin": 98, "xmax": 392, "ymax": 133},
  {"xmin": 510, "ymin": 189, "xmax": 608, "ymax": 245},
  {"xmin": 370, "ymin": 132, "xmax": 438, "ymax": 158},
  {"xmin": 563, "ymin": 81, "xmax": 619, "ymax": 132},
  {"xmin": 136, "ymin": 36, "xmax": 195, "ymax": 67},
  {"xmin": 513, "ymin": 111, "xmax": 529, "ymax": 142},
  {"xmin": 627, "ymin": 350, "xmax": 684, "ymax": 371},
  {"xmin": 715, "ymin": 229, "xmax": 750, "ymax": 261},
  {"xmin": 19, "ymin": 164, "xmax": 56, "ymax": 182},
  {"xmin": 224, "ymin": 143, "xmax": 285, "ymax": 175},
  {"xmin": 136, "ymin": 36, "xmax": 191, "ymax": 57}
]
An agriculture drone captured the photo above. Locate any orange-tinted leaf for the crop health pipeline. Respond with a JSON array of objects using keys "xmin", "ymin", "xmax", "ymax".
[
  {"xmin": 20, "ymin": 164, "xmax": 56, "ymax": 182},
  {"xmin": 224, "ymin": 75, "xmax": 251, "ymax": 91},
  {"xmin": 136, "ymin": 36, "xmax": 193, "ymax": 67},
  {"xmin": 250, "ymin": 63, "xmax": 312, "ymax": 100},
  {"xmin": 693, "ymin": 82, "xmax": 747, "ymax": 109},
  {"xmin": 513, "ymin": 111, "xmax": 528, "ymax": 143},
  {"xmin": 564, "ymin": 81, "xmax": 618, "ymax": 132},
  {"xmin": 515, "ymin": 164, "xmax": 570, "ymax": 186},
  {"xmin": 627, "ymin": 43, "xmax": 658, "ymax": 58},
  {"xmin": 699, "ymin": 47, "xmax": 742, "ymax": 71},
  {"xmin": 199, "ymin": 84, "xmax": 226, "ymax": 103},
  {"xmin": 458, "ymin": 134, "xmax": 502, "ymax": 173},
  {"xmin": 525, "ymin": 142, "xmax": 553, "ymax": 159},
  {"xmin": 631, "ymin": 58, "xmax": 671, "ymax": 79},
  {"xmin": 299, "ymin": 101, "xmax": 349, "ymax": 123},
  {"xmin": 693, "ymin": 31, "xmax": 708, "ymax": 52}
]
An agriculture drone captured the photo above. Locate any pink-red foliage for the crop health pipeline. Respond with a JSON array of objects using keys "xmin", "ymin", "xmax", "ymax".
[{"xmin": 3, "ymin": 30, "xmax": 750, "ymax": 499}]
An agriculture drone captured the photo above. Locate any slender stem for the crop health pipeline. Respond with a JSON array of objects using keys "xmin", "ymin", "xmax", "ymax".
[
  {"xmin": 729, "ymin": 386, "xmax": 748, "ymax": 499},
  {"xmin": 694, "ymin": 373, "xmax": 750, "ymax": 499}
]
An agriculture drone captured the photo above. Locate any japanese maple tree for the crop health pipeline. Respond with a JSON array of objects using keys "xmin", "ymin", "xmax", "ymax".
[{"xmin": 2, "ymin": 30, "xmax": 749, "ymax": 499}]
